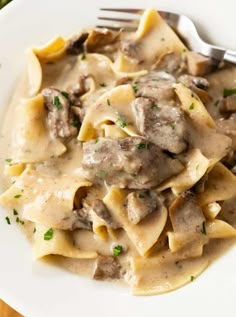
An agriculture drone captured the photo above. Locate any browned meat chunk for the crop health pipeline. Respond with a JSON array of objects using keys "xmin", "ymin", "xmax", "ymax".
[
  {"xmin": 93, "ymin": 256, "xmax": 121, "ymax": 280},
  {"xmin": 169, "ymin": 191, "xmax": 205, "ymax": 233},
  {"xmin": 134, "ymin": 71, "xmax": 176, "ymax": 102},
  {"xmin": 66, "ymin": 32, "xmax": 89, "ymax": 55},
  {"xmin": 42, "ymin": 87, "xmax": 79, "ymax": 138},
  {"xmin": 132, "ymin": 97, "xmax": 187, "ymax": 154},
  {"xmin": 155, "ymin": 52, "xmax": 187, "ymax": 75},
  {"xmin": 91, "ymin": 199, "xmax": 114, "ymax": 226},
  {"xmin": 85, "ymin": 29, "xmax": 119, "ymax": 52},
  {"xmin": 72, "ymin": 208, "xmax": 93, "ymax": 230},
  {"xmin": 126, "ymin": 190, "xmax": 160, "ymax": 224},
  {"xmin": 219, "ymin": 95, "xmax": 236, "ymax": 113},
  {"xmin": 185, "ymin": 51, "xmax": 212, "ymax": 76},
  {"xmin": 217, "ymin": 114, "xmax": 236, "ymax": 169},
  {"xmin": 120, "ymin": 40, "xmax": 142, "ymax": 63},
  {"xmin": 82, "ymin": 137, "xmax": 184, "ymax": 189}
]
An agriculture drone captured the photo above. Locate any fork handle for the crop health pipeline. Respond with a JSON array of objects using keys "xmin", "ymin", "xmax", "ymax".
[{"xmin": 224, "ymin": 50, "xmax": 236, "ymax": 64}]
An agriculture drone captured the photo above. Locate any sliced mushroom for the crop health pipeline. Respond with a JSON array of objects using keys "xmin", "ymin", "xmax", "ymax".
[
  {"xmin": 178, "ymin": 74, "xmax": 211, "ymax": 104},
  {"xmin": 126, "ymin": 190, "xmax": 160, "ymax": 224},
  {"xmin": 93, "ymin": 256, "xmax": 121, "ymax": 280},
  {"xmin": 169, "ymin": 191, "xmax": 205, "ymax": 233},
  {"xmin": 66, "ymin": 32, "xmax": 89, "ymax": 55},
  {"xmin": 85, "ymin": 29, "xmax": 119, "ymax": 52},
  {"xmin": 42, "ymin": 87, "xmax": 78, "ymax": 138}
]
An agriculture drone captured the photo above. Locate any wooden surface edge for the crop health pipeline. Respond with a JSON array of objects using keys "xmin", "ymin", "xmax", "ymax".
[{"xmin": 0, "ymin": 299, "xmax": 23, "ymax": 317}]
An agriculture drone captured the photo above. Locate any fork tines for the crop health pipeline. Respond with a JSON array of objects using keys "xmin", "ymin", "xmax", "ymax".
[{"xmin": 97, "ymin": 8, "xmax": 143, "ymax": 30}]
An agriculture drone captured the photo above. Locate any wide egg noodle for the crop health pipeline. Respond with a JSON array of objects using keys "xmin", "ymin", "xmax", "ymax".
[
  {"xmin": 114, "ymin": 8, "xmax": 187, "ymax": 73},
  {"xmin": 158, "ymin": 149, "xmax": 209, "ymax": 195},
  {"xmin": 103, "ymin": 187, "xmax": 167, "ymax": 256},
  {"xmin": 129, "ymin": 249, "xmax": 208, "ymax": 295},
  {"xmin": 33, "ymin": 224, "xmax": 97, "ymax": 260},
  {"xmin": 78, "ymin": 84, "xmax": 139, "ymax": 141},
  {"xmin": 11, "ymin": 94, "xmax": 66, "ymax": 163},
  {"xmin": 198, "ymin": 163, "xmax": 236, "ymax": 205},
  {"xmin": 0, "ymin": 166, "xmax": 92, "ymax": 230},
  {"xmin": 33, "ymin": 35, "xmax": 66, "ymax": 62},
  {"xmin": 27, "ymin": 49, "xmax": 42, "ymax": 96}
]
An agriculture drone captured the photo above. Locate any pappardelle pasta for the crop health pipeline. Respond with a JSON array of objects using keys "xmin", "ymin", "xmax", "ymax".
[{"xmin": 1, "ymin": 8, "xmax": 236, "ymax": 295}]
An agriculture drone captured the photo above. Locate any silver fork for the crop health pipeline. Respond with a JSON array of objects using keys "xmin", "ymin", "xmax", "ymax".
[{"xmin": 97, "ymin": 8, "xmax": 236, "ymax": 64}]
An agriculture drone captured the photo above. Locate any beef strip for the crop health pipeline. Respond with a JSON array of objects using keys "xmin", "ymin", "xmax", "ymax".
[
  {"xmin": 131, "ymin": 97, "xmax": 187, "ymax": 154},
  {"xmin": 82, "ymin": 137, "xmax": 184, "ymax": 189},
  {"xmin": 90, "ymin": 199, "xmax": 115, "ymax": 227},
  {"xmin": 217, "ymin": 114, "xmax": 236, "ymax": 169},
  {"xmin": 134, "ymin": 71, "xmax": 176, "ymax": 102},
  {"xmin": 68, "ymin": 75, "xmax": 93, "ymax": 107},
  {"xmin": 169, "ymin": 191, "xmax": 206, "ymax": 233},
  {"xmin": 155, "ymin": 52, "xmax": 187, "ymax": 75},
  {"xmin": 72, "ymin": 208, "xmax": 93, "ymax": 230},
  {"xmin": 42, "ymin": 87, "xmax": 79, "ymax": 138},
  {"xmin": 66, "ymin": 32, "xmax": 89, "ymax": 55},
  {"xmin": 93, "ymin": 256, "xmax": 121, "ymax": 280},
  {"xmin": 126, "ymin": 190, "xmax": 160, "ymax": 224},
  {"xmin": 120, "ymin": 40, "xmax": 142, "ymax": 63}
]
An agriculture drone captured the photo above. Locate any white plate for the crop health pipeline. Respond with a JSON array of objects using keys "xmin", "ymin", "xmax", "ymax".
[{"xmin": 0, "ymin": 0, "xmax": 235, "ymax": 316}]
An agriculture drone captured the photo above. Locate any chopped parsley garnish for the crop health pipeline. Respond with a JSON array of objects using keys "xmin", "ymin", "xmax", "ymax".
[
  {"xmin": 152, "ymin": 104, "xmax": 159, "ymax": 110},
  {"xmin": 44, "ymin": 228, "xmax": 54, "ymax": 241},
  {"xmin": 223, "ymin": 88, "xmax": 236, "ymax": 97},
  {"xmin": 116, "ymin": 117, "xmax": 127, "ymax": 128},
  {"xmin": 138, "ymin": 193, "xmax": 145, "ymax": 199},
  {"xmin": 33, "ymin": 227, "xmax": 36, "ymax": 234},
  {"xmin": 100, "ymin": 83, "xmax": 106, "ymax": 87},
  {"xmin": 5, "ymin": 216, "xmax": 10, "ymax": 225},
  {"xmin": 190, "ymin": 275, "xmax": 195, "ymax": 282},
  {"xmin": 71, "ymin": 118, "xmax": 79, "ymax": 127},
  {"xmin": 14, "ymin": 194, "xmax": 21, "ymax": 199},
  {"xmin": 201, "ymin": 221, "xmax": 207, "ymax": 235},
  {"xmin": 132, "ymin": 85, "xmax": 138, "ymax": 94},
  {"xmin": 196, "ymin": 164, "xmax": 200, "ymax": 170},
  {"xmin": 169, "ymin": 123, "xmax": 175, "ymax": 129},
  {"xmin": 5, "ymin": 158, "xmax": 12, "ymax": 163},
  {"xmin": 189, "ymin": 102, "xmax": 194, "ymax": 110},
  {"xmin": 182, "ymin": 48, "xmax": 187, "ymax": 52},
  {"xmin": 214, "ymin": 99, "xmax": 220, "ymax": 107},
  {"xmin": 61, "ymin": 91, "xmax": 69, "ymax": 99},
  {"xmin": 81, "ymin": 54, "xmax": 86, "ymax": 60},
  {"xmin": 136, "ymin": 143, "xmax": 146, "ymax": 150},
  {"xmin": 16, "ymin": 217, "xmax": 24, "ymax": 225},
  {"xmin": 95, "ymin": 138, "xmax": 99, "ymax": 144},
  {"xmin": 13, "ymin": 209, "xmax": 18, "ymax": 216},
  {"xmin": 161, "ymin": 37, "xmax": 165, "ymax": 41},
  {"xmin": 95, "ymin": 170, "xmax": 107, "ymax": 178},
  {"xmin": 107, "ymin": 98, "xmax": 111, "ymax": 106},
  {"xmin": 53, "ymin": 96, "xmax": 62, "ymax": 109},
  {"xmin": 113, "ymin": 245, "xmax": 123, "ymax": 257}
]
